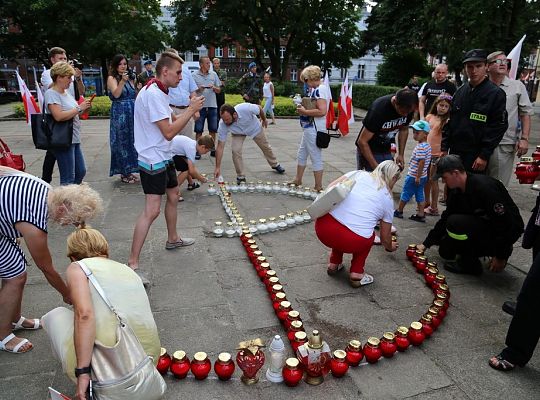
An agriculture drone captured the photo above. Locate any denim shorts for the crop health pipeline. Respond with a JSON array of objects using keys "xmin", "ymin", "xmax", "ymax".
[
  {"xmin": 194, "ymin": 107, "xmax": 218, "ymax": 133},
  {"xmin": 400, "ymin": 175, "xmax": 428, "ymax": 203}
]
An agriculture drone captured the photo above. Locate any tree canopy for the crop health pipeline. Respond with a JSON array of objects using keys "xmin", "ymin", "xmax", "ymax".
[
  {"xmin": 170, "ymin": 0, "xmax": 364, "ymax": 80},
  {"xmin": 376, "ymin": 49, "xmax": 431, "ymax": 86}
]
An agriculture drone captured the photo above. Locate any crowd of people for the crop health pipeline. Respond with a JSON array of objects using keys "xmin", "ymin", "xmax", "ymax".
[{"xmin": 0, "ymin": 45, "xmax": 538, "ymax": 399}]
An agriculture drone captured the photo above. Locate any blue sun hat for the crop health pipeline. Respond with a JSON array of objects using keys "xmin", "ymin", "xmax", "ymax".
[
  {"xmin": 248, "ymin": 62, "xmax": 257, "ymax": 69},
  {"xmin": 412, "ymin": 120, "xmax": 430, "ymax": 133}
]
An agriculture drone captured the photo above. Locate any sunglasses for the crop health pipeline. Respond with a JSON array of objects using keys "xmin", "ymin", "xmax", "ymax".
[{"xmin": 489, "ymin": 59, "xmax": 508, "ymax": 65}]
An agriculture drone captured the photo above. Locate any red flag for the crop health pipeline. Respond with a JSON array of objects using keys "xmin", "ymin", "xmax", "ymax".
[
  {"xmin": 337, "ymin": 75, "xmax": 350, "ymax": 135},
  {"xmin": 323, "ymin": 72, "xmax": 336, "ymax": 129},
  {"xmin": 347, "ymin": 83, "xmax": 354, "ymax": 126},
  {"xmin": 16, "ymin": 71, "xmax": 40, "ymax": 125}
]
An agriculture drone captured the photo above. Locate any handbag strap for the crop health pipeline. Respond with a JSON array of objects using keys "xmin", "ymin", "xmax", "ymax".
[
  {"xmin": 76, "ymin": 260, "xmax": 123, "ymax": 323},
  {"xmin": 0, "ymin": 138, "xmax": 10, "ymax": 154}
]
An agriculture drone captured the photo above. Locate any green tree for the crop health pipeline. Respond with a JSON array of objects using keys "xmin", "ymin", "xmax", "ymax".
[
  {"xmin": 376, "ymin": 49, "xmax": 431, "ymax": 86},
  {"xmin": 170, "ymin": 0, "xmax": 364, "ymax": 80}
]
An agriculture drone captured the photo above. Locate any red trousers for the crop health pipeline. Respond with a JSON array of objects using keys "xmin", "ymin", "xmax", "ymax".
[{"xmin": 315, "ymin": 213, "xmax": 375, "ymax": 274}]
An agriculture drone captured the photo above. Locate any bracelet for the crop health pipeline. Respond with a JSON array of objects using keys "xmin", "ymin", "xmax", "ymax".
[
  {"xmin": 75, "ymin": 105, "xmax": 82, "ymax": 113},
  {"xmin": 75, "ymin": 366, "xmax": 92, "ymax": 377}
]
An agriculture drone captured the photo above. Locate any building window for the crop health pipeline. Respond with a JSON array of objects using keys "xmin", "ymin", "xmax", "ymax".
[
  {"xmin": 246, "ymin": 48, "xmax": 254, "ymax": 58},
  {"xmin": 192, "ymin": 49, "xmax": 200, "ymax": 62},
  {"xmin": 280, "ymin": 46, "xmax": 286, "ymax": 59},
  {"xmin": 290, "ymin": 68, "xmax": 297, "ymax": 82},
  {"xmin": 214, "ymin": 47, "xmax": 223, "ymax": 58},
  {"xmin": 357, "ymin": 64, "xmax": 365, "ymax": 80},
  {"xmin": 228, "ymin": 46, "xmax": 236, "ymax": 58}
]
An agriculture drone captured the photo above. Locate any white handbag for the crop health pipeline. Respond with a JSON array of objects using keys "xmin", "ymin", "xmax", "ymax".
[{"xmin": 307, "ymin": 172, "xmax": 360, "ymax": 219}]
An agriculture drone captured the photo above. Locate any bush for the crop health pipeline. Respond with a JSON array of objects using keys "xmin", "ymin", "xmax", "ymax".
[
  {"xmin": 329, "ymin": 84, "xmax": 400, "ymax": 110},
  {"xmin": 225, "ymin": 77, "xmax": 301, "ymax": 97},
  {"xmin": 12, "ymin": 95, "xmax": 112, "ymax": 118}
]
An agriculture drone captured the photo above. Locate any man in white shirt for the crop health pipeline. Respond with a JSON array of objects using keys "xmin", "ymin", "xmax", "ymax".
[
  {"xmin": 128, "ymin": 51, "xmax": 204, "ymax": 285},
  {"xmin": 40, "ymin": 46, "xmax": 85, "ymax": 183},
  {"xmin": 214, "ymin": 103, "xmax": 285, "ymax": 184}
]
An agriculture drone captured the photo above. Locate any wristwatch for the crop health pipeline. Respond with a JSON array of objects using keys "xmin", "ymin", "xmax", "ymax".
[
  {"xmin": 76, "ymin": 105, "xmax": 82, "ymax": 113},
  {"xmin": 75, "ymin": 366, "xmax": 92, "ymax": 377}
]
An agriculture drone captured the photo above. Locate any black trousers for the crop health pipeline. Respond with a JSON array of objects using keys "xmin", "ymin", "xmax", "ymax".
[
  {"xmin": 216, "ymin": 92, "xmax": 225, "ymax": 121},
  {"xmin": 41, "ymin": 150, "xmax": 56, "ymax": 183},
  {"xmin": 501, "ymin": 251, "xmax": 540, "ymax": 366}
]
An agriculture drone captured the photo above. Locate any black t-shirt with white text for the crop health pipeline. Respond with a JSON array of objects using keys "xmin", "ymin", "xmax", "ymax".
[
  {"xmin": 356, "ymin": 95, "xmax": 413, "ymax": 154},
  {"xmin": 422, "ymin": 80, "xmax": 456, "ymax": 114}
]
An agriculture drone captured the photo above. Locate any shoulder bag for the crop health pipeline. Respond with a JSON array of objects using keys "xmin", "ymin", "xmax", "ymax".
[
  {"xmin": 0, "ymin": 138, "xmax": 25, "ymax": 171},
  {"xmin": 314, "ymin": 119, "xmax": 340, "ymax": 149},
  {"xmin": 31, "ymin": 108, "xmax": 73, "ymax": 150},
  {"xmin": 77, "ymin": 261, "xmax": 166, "ymax": 400},
  {"xmin": 307, "ymin": 171, "xmax": 361, "ymax": 219}
]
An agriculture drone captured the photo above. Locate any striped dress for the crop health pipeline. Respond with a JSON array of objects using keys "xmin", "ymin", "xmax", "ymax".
[{"xmin": 0, "ymin": 175, "xmax": 49, "ymax": 279}]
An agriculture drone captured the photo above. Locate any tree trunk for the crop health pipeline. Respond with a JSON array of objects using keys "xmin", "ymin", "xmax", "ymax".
[{"xmin": 101, "ymin": 57, "xmax": 108, "ymax": 96}]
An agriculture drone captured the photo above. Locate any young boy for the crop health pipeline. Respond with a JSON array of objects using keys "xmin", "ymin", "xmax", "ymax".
[
  {"xmin": 394, "ymin": 120, "xmax": 432, "ymax": 222},
  {"xmin": 171, "ymin": 135, "xmax": 213, "ymax": 201}
]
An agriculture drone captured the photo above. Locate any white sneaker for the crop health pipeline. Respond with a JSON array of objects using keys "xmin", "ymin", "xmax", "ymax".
[{"xmin": 165, "ymin": 238, "xmax": 195, "ymax": 249}]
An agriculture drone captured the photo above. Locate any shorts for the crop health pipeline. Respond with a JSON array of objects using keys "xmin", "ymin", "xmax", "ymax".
[
  {"xmin": 173, "ymin": 155, "xmax": 189, "ymax": 172},
  {"xmin": 139, "ymin": 161, "xmax": 178, "ymax": 195},
  {"xmin": 194, "ymin": 107, "xmax": 218, "ymax": 134},
  {"xmin": 400, "ymin": 175, "xmax": 428, "ymax": 203},
  {"xmin": 0, "ymin": 235, "xmax": 26, "ymax": 279}
]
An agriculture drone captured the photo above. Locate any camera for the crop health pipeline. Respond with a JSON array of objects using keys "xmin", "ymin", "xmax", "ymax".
[
  {"xmin": 70, "ymin": 59, "xmax": 84, "ymax": 70},
  {"xmin": 127, "ymin": 67, "xmax": 136, "ymax": 81}
]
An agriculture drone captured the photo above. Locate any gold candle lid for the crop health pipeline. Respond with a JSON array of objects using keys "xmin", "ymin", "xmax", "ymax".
[
  {"xmin": 367, "ymin": 337, "xmax": 380, "ymax": 346},
  {"xmin": 438, "ymin": 283, "xmax": 449, "ymax": 291},
  {"xmin": 268, "ymin": 277, "xmax": 280, "ymax": 285},
  {"xmin": 427, "ymin": 261, "xmax": 438, "ymax": 268},
  {"xmin": 408, "ymin": 244, "xmax": 417, "ymax": 248},
  {"xmin": 428, "ymin": 306, "xmax": 440, "ymax": 315},
  {"xmin": 250, "ymin": 245, "xmax": 258, "ymax": 251},
  {"xmin": 257, "ymin": 256, "xmax": 266, "ymax": 263},
  {"xmin": 291, "ymin": 320, "xmax": 303, "ymax": 329},
  {"xmin": 396, "ymin": 326, "xmax": 409, "ymax": 335},
  {"xmin": 242, "ymin": 230, "xmax": 251, "ymax": 235},
  {"xmin": 215, "ymin": 221, "xmax": 222, "ymax": 226},
  {"xmin": 333, "ymin": 349, "xmax": 346, "ymax": 360},
  {"xmin": 415, "ymin": 249, "xmax": 424, "ymax": 255},
  {"xmin": 173, "ymin": 350, "xmax": 186, "ymax": 360},
  {"xmin": 382, "ymin": 332, "xmax": 395, "ymax": 341},
  {"xmin": 160, "ymin": 347, "xmax": 167, "ymax": 357},
  {"xmin": 247, "ymin": 239, "xmax": 256, "ymax": 245},
  {"xmin": 435, "ymin": 274, "xmax": 446, "ymax": 281},
  {"xmin": 286, "ymin": 212, "xmax": 294, "ymax": 217},
  {"xmin": 275, "ymin": 292, "xmax": 286, "ymax": 300},
  {"xmin": 521, "ymin": 156, "xmax": 534, "ymax": 162},
  {"xmin": 308, "ymin": 330, "xmax": 323, "ymax": 349},
  {"xmin": 286, "ymin": 358, "xmax": 300, "ymax": 368},
  {"xmin": 272, "ymin": 284, "xmax": 283, "ymax": 292},
  {"xmin": 436, "ymin": 293, "xmax": 448, "ymax": 301},
  {"xmin": 433, "ymin": 299, "xmax": 445, "ymax": 308},
  {"xmin": 427, "ymin": 266, "xmax": 438, "ymax": 274},
  {"xmin": 218, "ymin": 352, "xmax": 231, "ymax": 363},
  {"xmin": 193, "ymin": 351, "xmax": 207, "ymax": 361},
  {"xmin": 410, "ymin": 321, "xmax": 422, "ymax": 330},
  {"xmin": 259, "ymin": 218, "xmax": 267, "ymax": 223},
  {"xmin": 421, "ymin": 314, "xmax": 433, "ymax": 323},
  {"xmin": 253, "ymin": 250, "xmax": 263, "ymax": 257},
  {"xmin": 266, "ymin": 270, "xmax": 276, "ymax": 277},
  {"xmin": 288, "ymin": 310, "xmax": 300, "ymax": 319},
  {"xmin": 348, "ymin": 339, "xmax": 361, "ymax": 349},
  {"xmin": 294, "ymin": 331, "xmax": 307, "ymax": 341},
  {"xmin": 269, "ymin": 217, "xmax": 276, "ymax": 222},
  {"xmin": 280, "ymin": 300, "xmax": 291, "ymax": 309},
  {"xmin": 418, "ymin": 256, "xmax": 427, "ymax": 261}
]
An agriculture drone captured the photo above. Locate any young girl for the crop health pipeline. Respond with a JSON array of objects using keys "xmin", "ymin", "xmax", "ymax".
[
  {"xmin": 424, "ymin": 94, "xmax": 452, "ymax": 215},
  {"xmin": 262, "ymin": 72, "xmax": 276, "ymax": 125}
]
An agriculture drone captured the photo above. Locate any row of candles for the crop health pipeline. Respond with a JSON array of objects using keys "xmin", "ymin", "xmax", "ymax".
[
  {"xmin": 212, "ymin": 212, "xmax": 312, "ymax": 238},
  {"xmin": 161, "ymin": 183, "xmax": 451, "ymax": 386},
  {"xmin": 207, "ymin": 181, "xmax": 320, "ymax": 200}
]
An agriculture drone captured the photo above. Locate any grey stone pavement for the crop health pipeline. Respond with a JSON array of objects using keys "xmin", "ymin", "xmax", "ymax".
[{"xmin": 1, "ymin": 109, "xmax": 540, "ymax": 400}]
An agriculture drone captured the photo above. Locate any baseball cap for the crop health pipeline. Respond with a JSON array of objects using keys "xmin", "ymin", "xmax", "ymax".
[
  {"xmin": 143, "ymin": 60, "xmax": 153, "ymax": 66},
  {"xmin": 432, "ymin": 155, "xmax": 465, "ymax": 180},
  {"xmin": 411, "ymin": 120, "xmax": 430, "ymax": 133},
  {"xmin": 248, "ymin": 62, "xmax": 257, "ymax": 69},
  {"xmin": 462, "ymin": 49, "xmax": 487, "ymax": 64}
]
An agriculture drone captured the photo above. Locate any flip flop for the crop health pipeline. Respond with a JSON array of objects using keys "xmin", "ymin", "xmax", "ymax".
[
  {"xmin": 488, "ymin": 354, "xmax": 516, "ymax": 372},
  {"xmin": 12, "ymin": 316, "xmax": 41, "ymax": 331},
  {"xmin": 424, "ymin": 207, "xmax": 440, "ymax": 216},
  {"xmin": 350, "ymin": 273, "xmax": 374, "ymax": 288},
  {"xmin": 0, "ymin": 333, "xmax": 33, "ymax": 354}
]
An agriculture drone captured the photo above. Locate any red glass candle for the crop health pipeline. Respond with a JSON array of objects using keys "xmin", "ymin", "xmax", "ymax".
[
  {"xmin": 236, "ymin": 347, "xmax": 265, "ymax": 384},
  {"xmin": 270, "ymin": 284, "xmax": 283, "ymax": 300},
  {"xmin": 414, "ymin": 255, "xmax": 428, "ymax": 274},
  {"xmin": 424, "ymin": 266, "xmax": 438, "ymax": 287},
  {"xmin": 156, "ymin": 347, "xmax": 172, "ymax": 375},
  {"xmin": 515, "ymin": 157, "xmax": 540, "ymax": 183},
  {"xmin": 420, "ymin": 314, "xmax": 434, "ymax": 338},
  {"xmin": 432, "ymin": 274, "xmax": 446, "ymax": 291},
  {"xmin": 250, "ymin": 250, "xmax": 263, "ymax": 264},
  {"xmin": 413, "ymin": 249, "xmax": 424, "ymax": 264},
  {"xmin": 345, "ymin": 340, "xmax": 363, "ymax": 366},
  {"xmin": 267, "ymin": 278, "xmax": 280, "ymax": 294},
  {"xmin": 363, "ymin": 337, "xmax": 382, "ymax": 364},
  {"xmin": 436, "ymin": 283, "xmax": 450, "ymax": 300},
  {"xmin": 330, "ymin": 350, "xmax": 349, "ymax": 378},
  {"xmin": 380, "ymin": 332, "xmax": 398, "ymax": 358},
  {"xmin": 428, "ymin": 306, "xmax": 442, "ymax": 329},
  {"xmin": 277, "ymin": 301, "xmax": 292, "ymax": 323},
  {"xmin": 170, "ymin": 350, "xmax": 191, "ymax": 379},
  {"xmin": 433, "ymin": 300, "xmax": 447, "ymax": 319},
  {"xmin": 395, "ymin": 326, "xmax": 410, "ymax": 352},
  {"xmin": 263, "ymin": 270, "xmax": 277, "ymax": 287},
  {"xmin": 273, "ymin": 292, "xmax": 286, "ymax": 311},
  {"xmin": 244, "ymin": 239, "xmax": 256, "ymax": 249},
  {"xmin": 435, "ymin": 294, "xmax": 449, "ymax": 311},
  {"xmin": 214, "ymin": 352, "xmax": 235, "ymax": 381},
  {"xmin": 408, "ymin": 322, "xmax": 426, "ymax": 346},
  {"xmin": 285, "ymin": 310, "xmax": 301, "ymax": 330},
  {"xmin": 288, "ymin": 320, "xmax": 304, "ymax": 342},
  {"xmin": 190, "ymin": 351, "xmax": 211, "ymax": 380},
  {"xmin": 291, "ymin": 331, "xmax": 308, "ymax": 352},
  {"xmin": 282, "ymin": 358, "xmax": 303, "ymax": 387},
  {"xmin": 241, "ymin": 233, "xmax": 253, "ymax": 244},
  {"xmin": 257, "ymin": 261, "xmax": 269, "ymax": 279},
  {"xmin": 406, "ymin": 244, "xmax": 417, "ymax": 261}
]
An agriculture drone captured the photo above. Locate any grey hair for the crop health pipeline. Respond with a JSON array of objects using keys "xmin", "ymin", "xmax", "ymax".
[{"xmin": 370, "ymin": 160, "xmax": 401, "ymax": 190}]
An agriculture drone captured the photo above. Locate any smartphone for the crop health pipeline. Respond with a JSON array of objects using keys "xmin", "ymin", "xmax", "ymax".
[{"xmin": 89, "ymin": 94, "xmax": 96, "ymax": 103}]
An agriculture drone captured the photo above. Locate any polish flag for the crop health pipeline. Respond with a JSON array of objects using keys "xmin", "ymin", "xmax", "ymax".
[
  {"xmin": 337, "ymin": 74, "xmax": 353, "ymax": 135},
  {"xmin": 347, "ymin": 82, "xmax": 354, "ymax": 125},
  {"xmin": 507, "ymin": 34, "xmax": 526, "ymax": 80},
  {"xmin": 37, "ymin": 67, "xmax": 46, "ymax": 110},
  {"xmin": 16, "ymin": 71, "xmax": 40, "ymax": 125},
  {"xmin": 323, "ymin": 71, "xmax": 336, "ymax": 130},
  {"xmin": 48, "ymin": 387, "xmax": 71, "ymax": 400}
]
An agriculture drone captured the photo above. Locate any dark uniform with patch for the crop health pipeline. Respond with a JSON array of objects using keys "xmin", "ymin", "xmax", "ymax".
[
  {"xmin": 422, "ymin": 173, "xmax": 523, "ymax": 267},
  {"xmin": 441, "ymin": 77, "xmax": 508, "ymax": 172}
]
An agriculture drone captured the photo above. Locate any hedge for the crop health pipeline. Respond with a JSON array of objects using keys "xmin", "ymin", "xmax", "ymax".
[{"xmin": 329, "ymin": 84, "xmax": 401, "ymax": 110}]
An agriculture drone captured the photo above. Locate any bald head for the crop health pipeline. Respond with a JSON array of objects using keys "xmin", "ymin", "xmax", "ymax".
[{"xmin": 434, "ymin": 64, "xmax": 448, "ymax": 83}]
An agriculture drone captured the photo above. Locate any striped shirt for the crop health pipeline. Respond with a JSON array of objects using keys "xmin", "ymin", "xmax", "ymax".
[{"xmin": 408, "ymin": 142, "xmax": 431, "ymax": 178}]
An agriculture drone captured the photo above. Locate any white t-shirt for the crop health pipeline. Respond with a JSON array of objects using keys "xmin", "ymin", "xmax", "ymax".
[
  {"xmin": 311, "ymin": 83, "xmax": 330, "ymax": 131},
  {"xmin": 330, "ymin": 171, "xmax": 394, "ymax": 238},
  {"xmin": 263, "ymin": 81, "xmax": 273, "ymax": 98},
  {"xmin": 41, "ymin": 70, "xmax": 76, "ymax": 98},
  {"xmin": 134, "ymin": 84, "xmax": 173, "ymax": 165},
  {"xmin": 217, "ymin": 103, "xmax": 262, "ymax": 142},
  {"xmin": 170, "ymin": 135, "xmax": 197, "ymax": 162}
]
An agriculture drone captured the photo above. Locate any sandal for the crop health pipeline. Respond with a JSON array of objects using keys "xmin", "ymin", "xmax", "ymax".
[
  {"xmin": 350, "ymin": 273, "xmax": 374, "ymax": 288},
  {"xmin": 327, "ymin": 263, "xmax": 344, "ymax": 276},
  {"xmin": 120, "ymin": 175, "xmax": 137, "ymax": 184},
  {"xmin": 187, "ymin": 182, "xmax": 200, "ymax": 191},
  {"xmin": 409, "ymin": 214, "xmax": 426, "ymax": 222},
  {"xmin": 488, "ymin": 354, "xmax": 516, "ymax": 372},
  {"xmin": 424, "ymin": 207, "xmax": 439, "ymax": 216},
  {"xmin": 12, "ymin": 316, "xmax": 41, "ymax": 331},
  {"xmin": 0, "ymin": 333, "xmax": 33, "ymax": 354}
]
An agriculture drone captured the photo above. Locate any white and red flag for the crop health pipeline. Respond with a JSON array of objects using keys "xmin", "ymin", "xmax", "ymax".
[
  {"xmin": 323, "ymin": 71, "xmax": 336, "ymax": 130},
  {"xmin": 16, "ymin": 71, "xmax": 40, "ymax": 125},
  {"xmin": 337, "ymin": 74, "xmax": 354, "ymax": 135},
  {"xmin": 507, "ymin": 34, "xmax": 526, "ymax": 80}
]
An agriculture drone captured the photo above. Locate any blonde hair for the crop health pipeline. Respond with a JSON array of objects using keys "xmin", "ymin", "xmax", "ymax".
[
  {"xmin": 301, "ymin": 65, "xmax": 322, "ymax": 82},
  {"xmin": 197, "ymin": 135, "xmax": 215, "ymax": 149},
  {"xmin": 156, "ymin": 51, "xmax": 184, "ymax": 75},
  {"xmin": 47, "ymin": 183, "xmax": 103, "ymax": 226},
  {"xmin": 67, "ymin": 226, "xmax": 109, "ymax": 260},
  {"xmin": 370, "ymin": 160, "xmax": 401, "ymax": 190},
  {"xmin": 50, "ymin": 61, "xmax": 75, "ymax": 82}
]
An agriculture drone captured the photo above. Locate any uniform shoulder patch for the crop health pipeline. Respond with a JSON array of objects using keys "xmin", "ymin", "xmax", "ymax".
[{"xmin": 493, "ymin": 203, "xmax": 505, "ymax": 215}]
